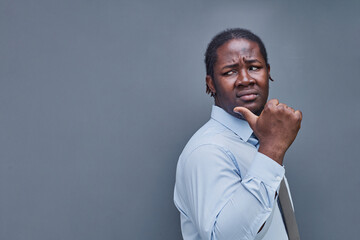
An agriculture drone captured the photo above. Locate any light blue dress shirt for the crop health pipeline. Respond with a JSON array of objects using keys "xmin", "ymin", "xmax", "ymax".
[{"xmin": 174, "ymin": 106, "xmax": 291, "ymax": 240}]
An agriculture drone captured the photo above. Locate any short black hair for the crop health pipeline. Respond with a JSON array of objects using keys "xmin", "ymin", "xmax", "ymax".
[{"xmin": 205, "ymin": 28, "xmax": 269, "ymax": 95}]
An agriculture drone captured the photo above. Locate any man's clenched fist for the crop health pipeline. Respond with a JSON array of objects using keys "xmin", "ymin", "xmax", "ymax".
[{"xmin": 234, "ymin": 99, "xmax": 302, "ymax": 165}]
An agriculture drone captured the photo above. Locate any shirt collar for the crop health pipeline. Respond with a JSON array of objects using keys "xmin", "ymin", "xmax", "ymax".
[{"xmin": 211, "ymin": 105, "xmax": 253, "ymax": 142}]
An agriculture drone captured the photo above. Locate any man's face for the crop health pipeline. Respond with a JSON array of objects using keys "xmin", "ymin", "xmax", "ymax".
[{"xmin": 206, "ymin": 39, "xmax": 270, "ymax": 117}]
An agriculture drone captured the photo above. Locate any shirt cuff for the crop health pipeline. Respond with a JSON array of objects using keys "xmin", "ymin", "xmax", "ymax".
[{"xmin": 245, "ymin": 152, "xmax": 285, "ymax": 190}]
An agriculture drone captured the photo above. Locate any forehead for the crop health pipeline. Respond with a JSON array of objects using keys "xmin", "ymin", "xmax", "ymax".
[{"xmin": 216, "ymin": 39, "xmax": 263, "ymax": 63}]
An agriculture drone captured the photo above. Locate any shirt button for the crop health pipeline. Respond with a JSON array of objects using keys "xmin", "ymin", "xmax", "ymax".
[{"xmin": 276, "ymin": 176, "xmax": 282, "ymax": 181}]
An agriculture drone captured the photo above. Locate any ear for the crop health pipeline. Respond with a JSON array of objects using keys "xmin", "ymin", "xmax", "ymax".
[
  {"xmin": 206, "ymin": 75, "xmax": 216, "ymax": 95},
  {"xmin": 267, "ymin": 64, "xmax": 273, "ymax": 81}
]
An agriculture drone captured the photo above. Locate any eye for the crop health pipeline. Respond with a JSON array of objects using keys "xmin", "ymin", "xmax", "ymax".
[
  {"xmin": 223, "ymin": 70, "xmax": 237, "ymax": 76},
  {"xmin": 249, "ymin": 66, "xmax": 261, "ymax": 71}
]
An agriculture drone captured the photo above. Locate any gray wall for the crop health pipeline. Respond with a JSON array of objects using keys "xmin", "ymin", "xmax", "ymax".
[{"xmin": 1, "ymin": 0, "xmax": 359, "ymax": 239}]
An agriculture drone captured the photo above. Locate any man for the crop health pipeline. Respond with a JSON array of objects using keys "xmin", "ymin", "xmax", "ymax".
[{"xmin": 174, "ymin": 28, "xmax": 302, "ymax": 240}]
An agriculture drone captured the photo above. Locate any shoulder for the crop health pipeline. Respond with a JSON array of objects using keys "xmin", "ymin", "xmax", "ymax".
[
  {"xmin": 181, "ymin": 119, "xmax": 237, "ymax": 156},
  {"xmin": 176, "ymin": 119, "xmax": 258, "ymax": 180},
  {"xmin": 176, "ymin": 119, "xmax": 241, "ymax": 175}
]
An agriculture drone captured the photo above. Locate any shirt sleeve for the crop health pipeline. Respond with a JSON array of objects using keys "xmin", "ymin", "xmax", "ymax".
[{"xmin": 181, "ymin": 144, "xmax": 284, "ymax": 240}]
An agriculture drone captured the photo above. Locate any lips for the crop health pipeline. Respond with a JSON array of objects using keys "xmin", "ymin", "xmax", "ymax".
[{"xmin": 237, "ymin": 92, "xmax": 259, "ymax": 101}]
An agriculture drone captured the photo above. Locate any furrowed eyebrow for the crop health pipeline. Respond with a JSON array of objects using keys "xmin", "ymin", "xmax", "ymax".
[
  {"xmin": 243, "ymin": 58, "xmax": 262, "ymax": 64},
  {"xmin": 221, "ymin": 59, "xmax": 262, "ymax": 70},
  {"xmin": 221, "ymin": 63, "xmax": 238, "ymax": 70}
]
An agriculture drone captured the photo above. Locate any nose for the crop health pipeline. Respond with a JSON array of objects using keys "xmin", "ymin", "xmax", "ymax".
[{"xmin": 236, "ymin": 69, "xmax": 254, "ymax": 87}]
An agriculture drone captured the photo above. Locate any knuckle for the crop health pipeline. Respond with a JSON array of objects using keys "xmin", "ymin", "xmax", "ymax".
[
  {"xmin": 264, "ymin": 103, "xmax": 271, "ymax": 111},
  {"xmin": 277, "ymin": 104, "xmax": 286, "ymax": 111},
  {"xmin": 268, "ymin": 99, "xmax": 279, "ymax": 107},
  {"xmin": 295, "ymin": 110, "xmax": 303, "ymax": 121}
]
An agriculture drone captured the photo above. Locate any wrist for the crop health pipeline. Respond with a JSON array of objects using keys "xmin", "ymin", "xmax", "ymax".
[{"xmin": 258, "ymin": 145, "xmax": 285, "ymax": 165}]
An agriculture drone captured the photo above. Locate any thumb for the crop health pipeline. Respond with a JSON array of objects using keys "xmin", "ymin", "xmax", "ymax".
[{"xmin": 233, "ymin": 107, "xmax": 258, "ymax": 129}]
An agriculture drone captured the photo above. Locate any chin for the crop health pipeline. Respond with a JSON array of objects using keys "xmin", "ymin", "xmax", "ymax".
[
  {"xmin": 244, "ymin": 100, "xmax": 265, "ymax": 114},
  {"xmin": 253, "ymin": 105, "xmax": 265, "ymax": 116},
  {"xmin": 239, "ymin": 102, "xmax": 259, "ymax": 111},
  {"xmin": 245, "ymin": 106, "xmax": 263, "ymax": 116}
]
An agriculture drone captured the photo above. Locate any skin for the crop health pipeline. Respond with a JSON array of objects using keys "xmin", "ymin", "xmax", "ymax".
[
  {"xmin": 206, "ymin": 38, "xmax": 302, "ymax": 165},
  {"xmin": 206, "ymin": 39, "xmax": 270, "ymax": 118}
]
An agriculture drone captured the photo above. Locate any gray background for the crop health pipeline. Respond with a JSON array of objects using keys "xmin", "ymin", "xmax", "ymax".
[{"xmin": 1, "ymin": 0, "xmax": 359, "ymax": 239}]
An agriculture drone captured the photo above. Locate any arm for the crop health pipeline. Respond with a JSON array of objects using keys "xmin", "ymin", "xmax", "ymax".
[
  {"xmin": 179, "ymin": 99, "xmax": 301, "ymax": 240},
  {"xmin": 182, "ymin": 144, "xmax": 284, "ymax": 240}
]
